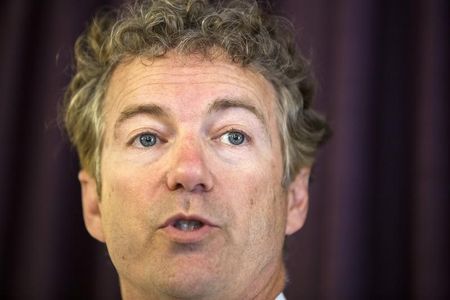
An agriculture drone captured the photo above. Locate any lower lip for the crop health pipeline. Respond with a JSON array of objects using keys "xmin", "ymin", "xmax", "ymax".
[{"xmin": 160, "ymin": 225, "xmax": 216, "ymax": 244}]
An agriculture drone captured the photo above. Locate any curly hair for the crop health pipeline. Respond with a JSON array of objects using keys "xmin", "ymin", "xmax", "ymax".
[{"xmin": 63, "ymin": 0, "xmax": 330, "ymax": 188}]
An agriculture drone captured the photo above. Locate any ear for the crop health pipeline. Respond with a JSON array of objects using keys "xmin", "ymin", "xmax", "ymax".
[
  {"xmin": 285, "ymin": 167, "xmax": 310, "ymax": 235},
  {"xmin": 78, "ymin": 170, "xmax": 105, "ymax": 242}
]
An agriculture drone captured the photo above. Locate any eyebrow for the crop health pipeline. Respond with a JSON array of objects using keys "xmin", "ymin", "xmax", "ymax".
[
  {"xmin": 113, "ymin": 98, "xmax": 268, "ymax": 136},
  {"xmin": 207, "ymin": 98, "xmax": 267, "ymax": 127},
  {"xmin": 114, "ymin": 104, "xmax": 170, "ymax": 135}
]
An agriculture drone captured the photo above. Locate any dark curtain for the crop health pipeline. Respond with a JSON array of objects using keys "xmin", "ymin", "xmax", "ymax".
[{"xmin": 0, "ymin": 0, "xmax": 447, "ymax": 299}]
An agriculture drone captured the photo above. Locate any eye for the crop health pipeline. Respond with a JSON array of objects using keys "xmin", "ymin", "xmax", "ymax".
[
  {"xmin": 137, "ymin": 133, "xmax": 158, "ymax": 147},
  {"xmin": 220, "ymin": 131, "xmax": 246, "ymax": 145}
]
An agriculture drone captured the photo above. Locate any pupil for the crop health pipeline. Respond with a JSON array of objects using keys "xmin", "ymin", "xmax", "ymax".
[
  {"xmin": 139, "ymin": 134, "xmax": 156, "ymax": 147},
  {"xmin": 228, "ymin": 132, "xmax": 244, "ymax": 145}
]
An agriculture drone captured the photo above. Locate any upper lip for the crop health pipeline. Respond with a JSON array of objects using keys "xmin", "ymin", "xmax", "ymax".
[{"xmin": 159, "ymin": 213, "xmax": 218, "ymax": 229}]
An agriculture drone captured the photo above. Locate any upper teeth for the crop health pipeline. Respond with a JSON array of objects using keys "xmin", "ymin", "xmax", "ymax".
[{"xmin": 174, "ymin": 220, "xmax": 203, "ymax": 231}]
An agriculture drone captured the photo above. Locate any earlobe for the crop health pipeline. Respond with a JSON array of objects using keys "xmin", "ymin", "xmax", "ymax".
[
  {"xmin": 78, "ymin": 170, "xmax": 105, "ymax": 242},
  {"xmin": 285, "ymin": 167, "xmax": 310, "ymax": 235}
]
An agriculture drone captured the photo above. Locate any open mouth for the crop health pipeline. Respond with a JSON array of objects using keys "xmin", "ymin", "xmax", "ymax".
[
  {"xmin": 173, "ymin": 219, "xmax": 204, "ymax": 231},
  {"xmin": 160, "ymin": 214, "xmax": 216, "ymax": 243}
]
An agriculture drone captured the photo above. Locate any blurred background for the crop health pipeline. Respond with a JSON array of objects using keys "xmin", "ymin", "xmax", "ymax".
[{"xmin": 0, "ymin": 0, "xmax": 448, "ymax": 299}]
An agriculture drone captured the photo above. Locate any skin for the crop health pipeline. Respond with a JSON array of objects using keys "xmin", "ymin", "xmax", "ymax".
[{"xmin": 79, "ymin": 52, "xmax": 310, "ymax": 300}]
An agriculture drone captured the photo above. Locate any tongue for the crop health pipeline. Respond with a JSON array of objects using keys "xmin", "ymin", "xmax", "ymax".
[{"xmin": 174, "ymin": 220, "xmax": 203, "ymax": 231}]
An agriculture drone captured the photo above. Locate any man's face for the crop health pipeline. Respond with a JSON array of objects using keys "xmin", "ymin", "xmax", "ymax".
[{"xmin": 79, "ymin": 53, "xmax": 309, "ymax": 299}]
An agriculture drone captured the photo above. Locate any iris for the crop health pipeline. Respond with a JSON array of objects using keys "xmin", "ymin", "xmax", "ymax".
[
  {"xmin": 139, "ymin": 133, "xmax": 157, "ymax": 147},
  {"xmin": 227, "ymin": 131, "xmax": 245, "ymax": 145}
]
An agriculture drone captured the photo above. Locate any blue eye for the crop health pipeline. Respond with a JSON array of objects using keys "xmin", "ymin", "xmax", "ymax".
[
  {"xmin": 221, "ymin": 131, "xmax": 246, "ymax": 145},
  {"xmin": 138, "ymin": 133, "xmax": 157, "ymax": 147}
]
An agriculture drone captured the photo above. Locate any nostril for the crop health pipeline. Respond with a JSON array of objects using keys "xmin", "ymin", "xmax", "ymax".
[
  {"xmin": 173, "ymin": 183, "xmax": 184, "ymax": 190},
  {"xmin": 165, "ymin": 149, "xmax": 214, "ymax": 192},
  {"xmin": 191, "ymin": 183, "xmax": 209, "ymax": 193},
  {"xmin": 168, "ymin": 178, "xmax": 211, "ymax": 193}
]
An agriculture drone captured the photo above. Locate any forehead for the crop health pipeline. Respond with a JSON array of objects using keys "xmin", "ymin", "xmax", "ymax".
[{"xmin": 103, "ymin": 53, "xmax": 279, "ymax": 124}]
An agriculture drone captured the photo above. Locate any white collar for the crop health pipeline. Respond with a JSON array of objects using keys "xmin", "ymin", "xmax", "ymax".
[{"xmin": 275, "ymin": 293, "xmax": 286, "ymax": 300}]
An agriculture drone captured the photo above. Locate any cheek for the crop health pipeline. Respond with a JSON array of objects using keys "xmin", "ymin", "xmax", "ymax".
[
  {"xmin": 101, "ymin": 151, "xmax": 160, "ymax": 206},
  {"xmin": 99, "ymin": 177, "xmax": 154, "ymax": 270},
  {"xmin": 228, "ymin": 179, "xmax": 287, "ymax": 268},
  {"xmin": 227, "ymin": 165, "xmax": 287, "ymax": 235},
  {"xmin": 99, "ymin": 164, "xmax": 150, "ymax": 243}
]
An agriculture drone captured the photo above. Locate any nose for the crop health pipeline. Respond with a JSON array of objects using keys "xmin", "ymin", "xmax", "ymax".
[{"xmin": 165, "ymin": 137, "xmax": 214, "ymax": 193}]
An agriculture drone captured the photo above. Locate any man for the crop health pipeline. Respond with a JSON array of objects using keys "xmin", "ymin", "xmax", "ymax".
[{"xmin": 63, "ymin": 0, "xmax": 329, "ymax": 299}]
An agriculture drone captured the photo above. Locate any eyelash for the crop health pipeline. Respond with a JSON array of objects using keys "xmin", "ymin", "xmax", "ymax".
[
  {"xmin": 128, "ymin": 129, "xmax": 251, "ymax": 148},
  {"xmin": 218, "ymin": 129, "xmax": 251, "ymax": 146},
  {"xmin": 129, "ymin": 131, "xmax": 163, "ymax": 148}
]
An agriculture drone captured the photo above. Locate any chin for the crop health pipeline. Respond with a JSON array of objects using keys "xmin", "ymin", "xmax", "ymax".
[
  {"xmin": 154, "ymin": 268, "xmax": 223, "ymax": 299},
  {"xmin": 122, "ymin": 254, "xmax": 226, "ymax": 299}
]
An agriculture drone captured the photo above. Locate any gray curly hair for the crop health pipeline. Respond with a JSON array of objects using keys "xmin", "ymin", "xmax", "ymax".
[{"xmin": 63, "ymin": 0, "xmax": 330, "ymax": 188}]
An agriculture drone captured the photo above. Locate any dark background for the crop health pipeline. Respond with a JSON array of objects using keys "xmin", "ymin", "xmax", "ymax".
[{"xmin": 0, "ymin": 0, "xmax": 448, "ymax": 299}]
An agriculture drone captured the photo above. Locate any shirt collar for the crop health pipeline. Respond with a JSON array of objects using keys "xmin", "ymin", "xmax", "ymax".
[{"xmin": 275, "ymin": 293, "xmax": 286, "ymax": 300}]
